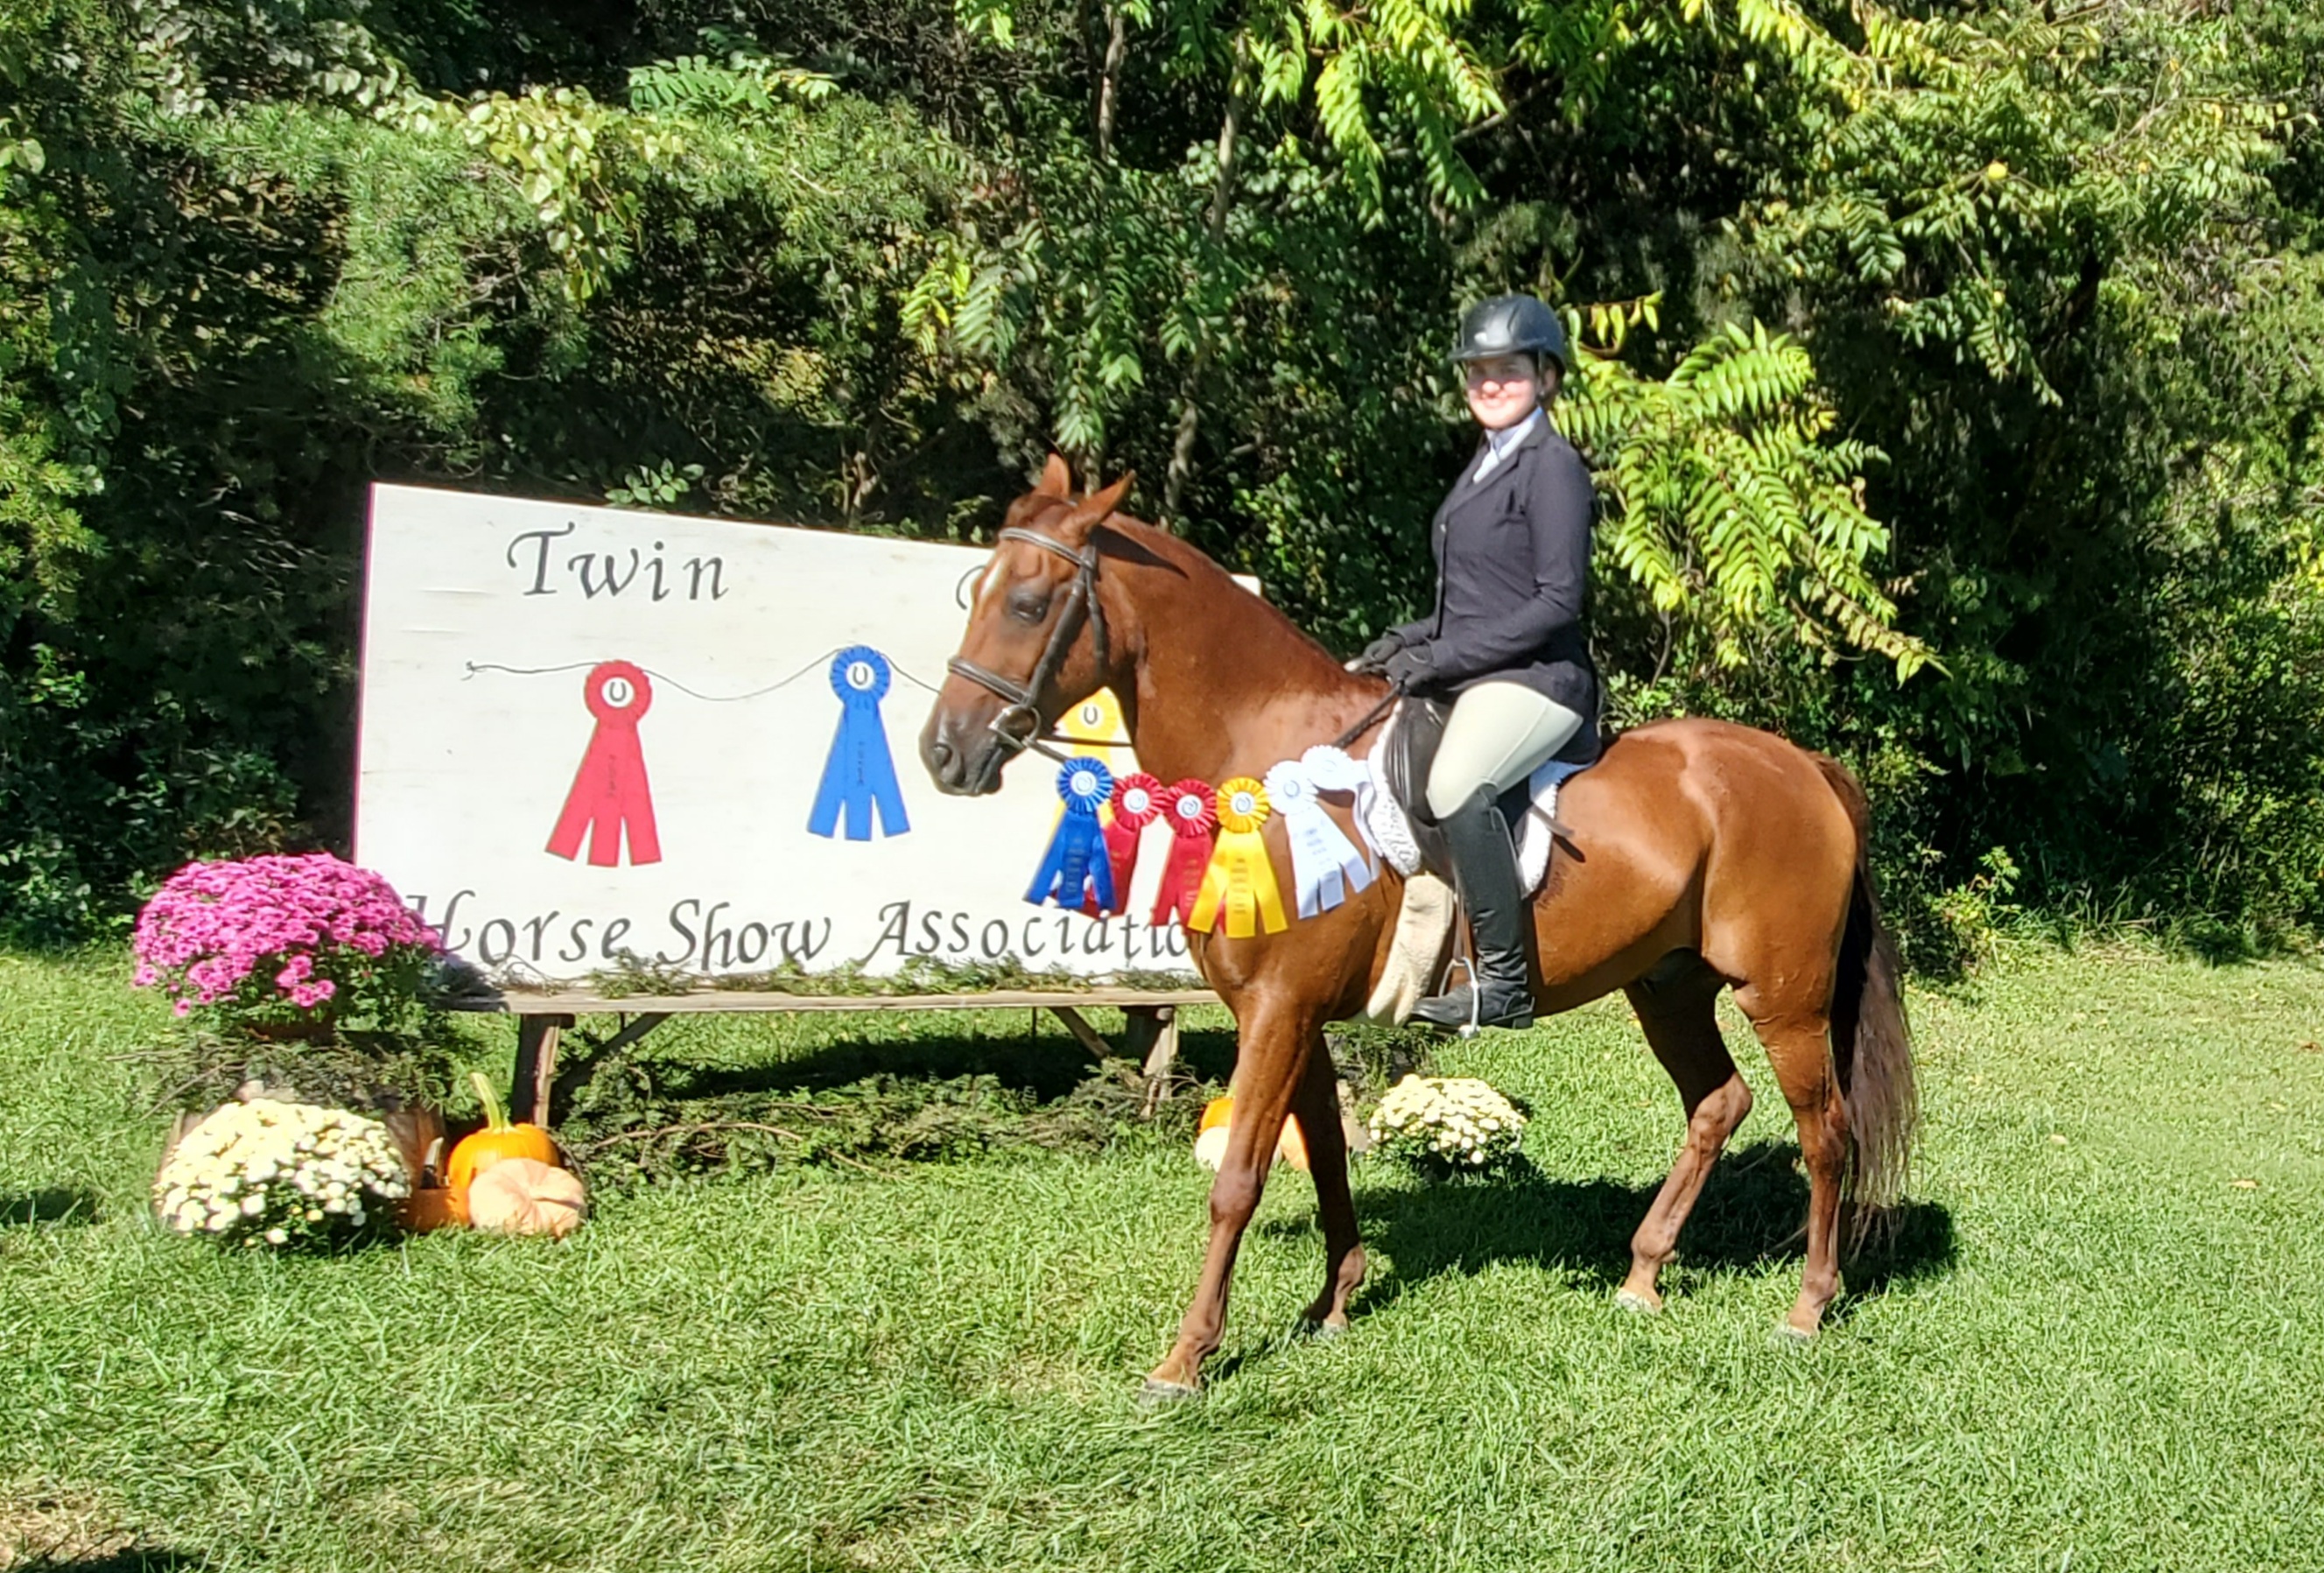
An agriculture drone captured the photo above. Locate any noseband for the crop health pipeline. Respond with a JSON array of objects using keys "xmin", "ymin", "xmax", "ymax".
[{"xmin": 945, "ymin": 526, "xmax": 1112, "ymax": 762}]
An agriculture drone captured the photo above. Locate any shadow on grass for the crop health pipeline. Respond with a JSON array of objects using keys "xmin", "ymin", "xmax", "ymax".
[
  {"xmin": 1319, "ymin": 1141, "xmax": 1955, "ymax": 1317},
  {"xmin": 0, "ymin": 1189, "xmax": 99, "ymax": 1228},
  {"xmin": 573, "ymin": 1024, "xmax": 1241, "ymax": 1105},
  {"xmin": 14, "ymin": 1554, "xmax": 200, "ymax": 1572}
]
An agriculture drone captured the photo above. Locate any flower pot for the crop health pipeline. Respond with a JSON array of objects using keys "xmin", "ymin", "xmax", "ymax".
[
  {"xmin": 240, "ymin": 1018, "xmax": 338, "ymax": 1046},
  {"xmin": 399, "ymin": 1187, "xmax": 468, "ymax": 1232},
  {"xmin": 378, "ymin": 1105, "xmax": 448, "ymax": 1188}
]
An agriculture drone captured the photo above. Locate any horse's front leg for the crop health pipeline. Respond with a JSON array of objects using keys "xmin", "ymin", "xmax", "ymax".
[{"xmin": 1144, "ymin": 1000, "xmax": 1315, "ymax": 1397}]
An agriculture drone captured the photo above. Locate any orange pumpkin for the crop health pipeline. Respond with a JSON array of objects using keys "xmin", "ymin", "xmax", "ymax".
[
  {"xmin": 1192, "ymin": 1095, "xmax": 1309, "ymax": 1171},
  {"xmin": 445, "ymin": 1071, "xmax": 560, "ymax": 1205}
]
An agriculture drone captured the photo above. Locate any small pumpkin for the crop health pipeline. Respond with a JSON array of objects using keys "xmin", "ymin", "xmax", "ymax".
[
  {"xmin": 399, "ymin": 1186, "xmax": 468, "ymax": 1232},
  {"xmin": 445, "ymin": 1071, "xmax": 560, "ymax": 1205},
  {"xmin": 1192, "ymin": 1095, "xmax": 1309, "ymax": 1172},
  {"xmin": 465, "ymin": 1158, "xmax": 587, "ymax": 1238}
]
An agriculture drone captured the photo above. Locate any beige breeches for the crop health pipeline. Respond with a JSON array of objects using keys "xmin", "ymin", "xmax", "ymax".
[{"xmin": 1424, "ymin": 680, "xmax": 1587, "ymax": 820}]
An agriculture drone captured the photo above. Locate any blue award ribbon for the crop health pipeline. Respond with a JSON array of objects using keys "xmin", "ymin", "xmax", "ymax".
[
  {"xmin": 1026, "ymin": 756, "xmax": 1115, "ymax": 909},
  {"xmin": 807, "ymin": 646, "xmax": 910, "ymax": 841}
]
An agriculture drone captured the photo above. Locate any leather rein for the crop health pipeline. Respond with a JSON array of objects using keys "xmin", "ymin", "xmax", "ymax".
[{"xmin": 945, "ymin": 522, "xmax": 1396, "ymax": 763}]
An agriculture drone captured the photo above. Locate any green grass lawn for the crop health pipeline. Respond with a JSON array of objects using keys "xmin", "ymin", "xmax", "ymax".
[{"xmin": 5, "ymin": 946, "xmax": 2323, "ymax": 1571}]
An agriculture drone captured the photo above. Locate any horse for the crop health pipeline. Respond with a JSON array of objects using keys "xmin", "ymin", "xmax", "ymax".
[{"xmin": 920, "ymin": 456, "xmax": 1918, "ymax": 1397}]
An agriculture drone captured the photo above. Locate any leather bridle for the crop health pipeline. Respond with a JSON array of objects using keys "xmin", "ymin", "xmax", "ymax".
[{"xmin": 945, "ymin": 525, "xmax": 1113, "ymax": 763}]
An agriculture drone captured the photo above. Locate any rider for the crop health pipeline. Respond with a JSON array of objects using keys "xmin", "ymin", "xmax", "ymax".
[{"xmin": 1352, "ymin": 293, "xmax": 1599, "ymax": 1031}]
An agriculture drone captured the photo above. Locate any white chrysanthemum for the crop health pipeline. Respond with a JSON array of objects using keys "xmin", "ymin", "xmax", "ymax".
[
  {"xmin": 1364, "ymin": 1075, "xmax": 1527, "ymax": 1180},
  {"xmin": 156, "ymin": 1099, "xmax": 410, "ymax": 1249}
]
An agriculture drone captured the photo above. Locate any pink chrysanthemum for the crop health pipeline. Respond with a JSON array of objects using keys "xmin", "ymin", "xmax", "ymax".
[{"xmin": 131, "ymin": 853, "xmax": 440, "ymax": 1016}]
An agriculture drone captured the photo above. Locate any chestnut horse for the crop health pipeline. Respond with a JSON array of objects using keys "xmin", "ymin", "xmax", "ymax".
[{"xmin": 921, "ymin": 459, "xmax": 1917, "ymax": 1396}]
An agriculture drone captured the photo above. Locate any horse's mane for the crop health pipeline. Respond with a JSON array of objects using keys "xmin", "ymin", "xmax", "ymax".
[{"xmin": 1054, "ymin": 503, "xmax": 1365, "ymax": 688}]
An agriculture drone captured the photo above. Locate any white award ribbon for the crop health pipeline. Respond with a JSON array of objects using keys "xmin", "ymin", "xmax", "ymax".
[
  {"xmin": 1264, "ymin": 755, "xmax": 1375, "ymax": 919},
  {"xmin": 1302, "ymin": 744, "xmax": 1391, "ymax": 866}
]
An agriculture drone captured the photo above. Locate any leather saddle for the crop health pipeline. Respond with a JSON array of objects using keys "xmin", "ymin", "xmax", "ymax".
[{"xmin": 1379, "ymin": 698, "xmax": 1586, "ymax": 881}]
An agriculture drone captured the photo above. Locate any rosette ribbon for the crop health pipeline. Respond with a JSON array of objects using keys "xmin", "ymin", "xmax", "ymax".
[
  {"xmin": 1300, "ymin": 744, "xmax": 1386, "ymax": 865},
  {"xmin": 1028, "ymin": 757, "xmax": 1116, "ymax": 910},
  {"xmin": 1084, "ymin": 771, "xmax": 1162, "ymax": 918},
  {"xmin": 1189, "ymin": 777, "xmax": 1288, "ymax": 937},
  {"xmin": 1264, "ymin": 755, "xmax": 1373, "ymax": 918},
  {"xmin": 1151, "ymin": 779, "xmax": 1218, "ymax": 928},
  {"xmin": 808, "ymin": 646, "xmax": 910, "ymax": 841},
  {"xmin": 546, "ymin": 661, "xmax": 662, "ymax": 867}
]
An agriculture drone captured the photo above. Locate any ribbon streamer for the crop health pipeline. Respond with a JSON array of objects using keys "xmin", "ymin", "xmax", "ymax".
[
  {"xmin": 1085, "ymin": 770, "xmax": 1162, "ymax": 918},
  {"xmin": 546, "ymin": 661, "xmax": 663, "ymax": 867},
  {"xmin": 1264, "ymin": 756, "xmax": 1374, "ymax": 918},
  {"xmin": 1028, "ymin": 757, "xmax": 1116, "ymax": 910},
  {"xmin": 1189, "ymin": 777, "xmax": 1288, "ymax": 937},
  {"xmin": 808, "ymin": 646, "xmax": 910, "ymax": 841},
  {"xmin": 1301, "ymin": 744, "xmax": 1387, "ymax": 865},
  {"xmin": 1152, "ymin": 779, "xmax": 1218, "ymax": 928}
]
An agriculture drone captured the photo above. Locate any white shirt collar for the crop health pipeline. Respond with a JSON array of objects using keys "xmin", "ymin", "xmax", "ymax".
[{"xmin": 1472, "ymin": 407, "xmax": 1546, "ymax": 482}]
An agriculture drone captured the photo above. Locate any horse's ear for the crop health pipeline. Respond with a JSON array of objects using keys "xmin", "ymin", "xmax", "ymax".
[
  {"xmin": 1035, "ymin": 453, "xmax": 1072, "ymax": 500},
  {"xmin": 1055, "ymin": 474, "xmax": 1134, "ymax": 544}
]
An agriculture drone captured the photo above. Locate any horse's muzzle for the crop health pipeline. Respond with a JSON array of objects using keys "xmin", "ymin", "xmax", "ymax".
[{"xmin": 920, "ymin": 712, "xmax": 1008, "ymax": 797}]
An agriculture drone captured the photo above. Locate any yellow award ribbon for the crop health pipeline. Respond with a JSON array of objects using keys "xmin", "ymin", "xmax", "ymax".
[
  {"xmin": 1188, "ymin": 776, "xmax": 1288, "ymax": 937},
  {"xmin": 1052, "ymin": 688, "xmax": 1134, "ymax": 834}
]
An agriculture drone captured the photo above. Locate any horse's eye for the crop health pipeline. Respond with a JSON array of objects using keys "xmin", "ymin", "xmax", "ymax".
[{"xmin": 1008, "ymin": 589, "xmax": 1050, "ymax": 624}]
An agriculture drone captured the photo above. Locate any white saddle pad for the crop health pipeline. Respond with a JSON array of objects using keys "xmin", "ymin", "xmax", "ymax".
[{"xmin": 1360, "ymin": 725, "xmax": 1583, "ymax": 895}]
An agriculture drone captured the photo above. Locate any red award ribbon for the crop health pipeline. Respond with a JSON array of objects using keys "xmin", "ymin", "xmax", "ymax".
[
  {"xmin": 1151, "ymin": 779, "xmax": 1218, "ymax": 928},
  {"xmin": 1086, "ymin": 771, "xmax": 1163, "ymax": 917},
  {"xmin": 546, "ymin": 660, "xmax": 662, "ymax": 867}
]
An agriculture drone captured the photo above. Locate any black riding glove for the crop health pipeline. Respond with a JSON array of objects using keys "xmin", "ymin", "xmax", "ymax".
[
  {"xmin": 1348, "ymin": 632, "xmax": 1408, "ymax": 675},
  {"xmin": 1382, "ymin": 643, "xmax": 1436, "ymax": 693}
]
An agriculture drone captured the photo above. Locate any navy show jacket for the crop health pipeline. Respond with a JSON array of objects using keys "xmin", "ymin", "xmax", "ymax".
[{"xmin": 1394, "ymin": 415, "xmax": 1600, "ymax": 757}]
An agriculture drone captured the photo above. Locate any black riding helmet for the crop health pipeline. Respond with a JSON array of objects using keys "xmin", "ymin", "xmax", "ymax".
[{"xmin": 1453, "ymin": 293, "xmax": 1567, "ymax": 376}]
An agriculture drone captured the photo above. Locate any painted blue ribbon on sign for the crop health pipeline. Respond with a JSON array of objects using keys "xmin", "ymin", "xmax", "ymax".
[
  {"xmin": 1026, "ymin": 756, "xmax": 1114, "ymax": 909},
  {"xmin": 808, "ymin": 646, "xmax": 910, "ymax": 840}
]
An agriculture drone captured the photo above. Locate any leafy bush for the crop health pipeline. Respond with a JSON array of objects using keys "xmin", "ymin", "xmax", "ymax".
[{"xmin": 4, "ymin": 0, "xmax": 2321, "ymax": 956}]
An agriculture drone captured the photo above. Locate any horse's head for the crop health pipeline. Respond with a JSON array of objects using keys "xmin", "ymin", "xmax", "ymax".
[{"xmin": 921, "ymin": 456, "xmax": 1133, "ymax": 796}]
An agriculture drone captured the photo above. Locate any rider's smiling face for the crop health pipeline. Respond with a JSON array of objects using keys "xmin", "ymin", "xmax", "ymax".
[{"xmin": 1464, "ymin": 354, "xmax": 1546, "ymax": 432}]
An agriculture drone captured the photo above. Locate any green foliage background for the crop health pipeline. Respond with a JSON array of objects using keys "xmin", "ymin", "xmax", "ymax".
[{"xmin": 2, "ymin": 0, "xmax": 2320, "ymax": 957}]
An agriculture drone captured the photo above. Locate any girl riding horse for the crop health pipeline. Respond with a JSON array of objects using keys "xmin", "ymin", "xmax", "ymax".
[
  {"xmin": 921, "ymin": 304, "xmax": 1916, "ymax": 1396},
  {"xmin": 1351, "ymin": 293, "xmax": 1601, "ymax": 1033}
]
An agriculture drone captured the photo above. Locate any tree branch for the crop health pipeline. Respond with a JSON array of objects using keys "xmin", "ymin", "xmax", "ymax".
[{"xmin": 1162, "ymin": 34, "xmax": 1253, "ymax": 523}]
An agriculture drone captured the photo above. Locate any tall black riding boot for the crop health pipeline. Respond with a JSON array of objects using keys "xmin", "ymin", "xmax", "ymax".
[{"xmin": 1411, "ymin": 786, "xmax": 1536, "ymax": 1031}]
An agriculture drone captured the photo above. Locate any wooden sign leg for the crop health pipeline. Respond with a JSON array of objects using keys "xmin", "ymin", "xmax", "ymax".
[
  {"xmin": 1046, "ymin": 1006, "xmax": 1115, "ymax": 1062},
  {"xmin": 1133, "ymin": 1005, "xmax": 1179, "ymax": 1117},
  {"xmin": 511, "ymin": 1014, "xmax": 573, "ymax": 1127}
]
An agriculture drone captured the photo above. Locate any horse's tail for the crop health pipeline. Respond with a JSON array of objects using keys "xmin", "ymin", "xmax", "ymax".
[{"xmin": 1811, "ymin": 753, "xmax": 1919, "ymax": 1232}]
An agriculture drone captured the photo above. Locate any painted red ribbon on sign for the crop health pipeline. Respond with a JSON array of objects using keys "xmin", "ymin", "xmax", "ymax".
[{"xmin": 546, "ymin": 660, "xmax": 663, "ymax": 867}]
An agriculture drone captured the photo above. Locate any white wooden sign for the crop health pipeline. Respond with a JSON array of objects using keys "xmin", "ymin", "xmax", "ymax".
[{"xmin": 355, "ymin": 483, "xmax": 1195, "ymax": 982}]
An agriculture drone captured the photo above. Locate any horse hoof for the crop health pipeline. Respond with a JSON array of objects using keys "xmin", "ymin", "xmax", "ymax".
[
  {"xmin": 1140, "ymin": 1376, "xmax": 1202, "ymax": 1406},
  {"xmin": 1302, "ymin": 1316, "xmax": 1350, "ymax": 1342},
  {"xmin": 1613, "ymin": 1289, "xmax": 1661, "ymax": 1317},
  {"xmin": 1771, "ymin": 1321, "xmax": 1818, "ymax": 1347}
]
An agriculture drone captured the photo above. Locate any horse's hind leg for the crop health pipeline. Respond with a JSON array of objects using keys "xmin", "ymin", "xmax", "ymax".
[
  {"xmin": 1731, "ymin": 985, "xmax": 1848, "ymax": 1338},
  {"xmin": 1618, "ymin": 959, "xmax": 1754, "ymax": 1314},
  {"xmin": 1292, "ymin": 1036, "xmax": 1366, "ymax": 1334}
]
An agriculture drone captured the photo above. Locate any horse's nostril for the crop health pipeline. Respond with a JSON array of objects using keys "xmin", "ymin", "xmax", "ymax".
[{"xmin": 930, "ymin": 738, "xmax": 955, "ymax": 770}]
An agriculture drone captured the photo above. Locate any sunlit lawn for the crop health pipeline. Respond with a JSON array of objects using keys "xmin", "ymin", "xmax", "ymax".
[{"xmin": 4, "ymin": 945, "xmax": 2322, "ymax": 1570}]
